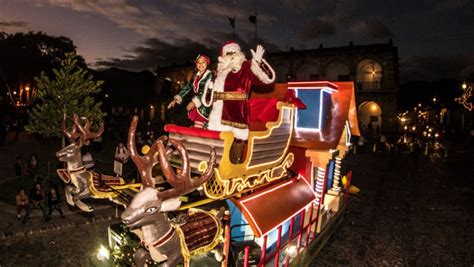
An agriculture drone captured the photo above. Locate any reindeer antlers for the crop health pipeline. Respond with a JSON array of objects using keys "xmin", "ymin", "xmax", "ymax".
[
  {"xmin": 128, "ymin": 116, "xmax": 159, "ymax": 187},
  {"xmin": 62, "ymin": 113, "xmax": 80, "ymax": 142},
  {"xmin": 156, "ymin": 138, "xmax": 216, "ymax": 201},
  {"xmin": 128, "ymin": 116, "xmax": 174, "ymax": 187},
  {"xmin": 73, "ymin": 114, "xmax": 104, "ymax": 144},
  {"xmin": 127, "ymin": 116, "xmax": 216, "ymax": 200}
]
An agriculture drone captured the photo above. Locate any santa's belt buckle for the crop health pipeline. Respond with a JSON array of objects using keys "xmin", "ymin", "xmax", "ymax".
[{"xmin": 214, "ymin": 92, "xmax": 247, "ymax": 101}]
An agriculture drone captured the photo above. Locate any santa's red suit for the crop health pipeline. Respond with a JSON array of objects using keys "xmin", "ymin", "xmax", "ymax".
[{"xmin": 207, "ymin": 42, "xmax": 275, "ymax": 140}]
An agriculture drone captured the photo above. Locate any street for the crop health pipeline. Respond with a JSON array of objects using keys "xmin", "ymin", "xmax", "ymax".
[
  {"xmin": 314, "ymin": 144, "xmax": 474, "ymax": 266},
  {"xmin": 0, "ymin": 140, "xmax": 473, "ymax": 266}
]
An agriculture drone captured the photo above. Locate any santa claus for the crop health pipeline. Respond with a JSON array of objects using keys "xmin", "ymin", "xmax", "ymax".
[{"xmin": 207, "ymin": 41, "xmax": 275, "ymax": 141}]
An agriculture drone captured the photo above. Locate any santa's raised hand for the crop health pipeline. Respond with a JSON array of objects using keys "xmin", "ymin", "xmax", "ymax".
[{"xmin": 251, "ymin": 45, "xmax": 265, "ymax": 63}]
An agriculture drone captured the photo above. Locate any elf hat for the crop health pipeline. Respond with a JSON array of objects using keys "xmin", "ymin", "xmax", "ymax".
[{"xmin": 195, "ymin": 54, "xmax": 211, "ymax": 65}]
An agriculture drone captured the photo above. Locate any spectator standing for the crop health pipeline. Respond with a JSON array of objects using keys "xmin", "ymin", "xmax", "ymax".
[
  {"xmin": 114, "ymin": 142, "xmax": 129, "ymax": 176},
  {"xmin": 0, "ymin": 120, "xmax": 7, "ymax": 146},
  {"xmin": 13, "ymin": 119, "xmax": 21, "ymax": 143},
  {"xmin": 26, "ymin": 153, "xmax": 38, "ymax": 179},
  {"xmin": 14, "ymin": 155, "xmax": 24, "ymax": 176},
  {"xmin": 146, "ymin": 132, "xmax": 155, "ymax": 146},
  {"xmin": 23, "ymin": 182, "xmax": 49, "ymax": 224},
  {"xmin": 47, "ymin": 186, "xmax": 65, "ymax": 218},
  {"xmin": 16, "ymin": 188, "xmax": 29, "ymax": 220}
]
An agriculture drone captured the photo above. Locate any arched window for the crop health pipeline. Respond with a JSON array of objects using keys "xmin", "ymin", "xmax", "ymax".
[
  {"xmin": 356, "ymin": 59, "xmax": 382, "ymax": 90},
  {"xmin": 358, "ymin": 101, "xmax": 382, "ymax": 134},
  {"xmin": 325, "ymin": 61, "xmax": 350, "ymax": 81}
]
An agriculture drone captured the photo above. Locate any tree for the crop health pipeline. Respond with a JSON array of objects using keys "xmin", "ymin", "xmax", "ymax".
[
  {"xmin": 26, "ymin": 52, "xmax": 104, "ymax": 138},
  {"xmin": 0, "ymin": 31, "xmax": 85, "ymax": 106}
]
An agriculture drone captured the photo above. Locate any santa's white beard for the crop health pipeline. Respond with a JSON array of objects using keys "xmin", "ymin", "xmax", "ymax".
[{"xmin": 217, "ymin": 52, "xmax": 245, "ymax": 73}]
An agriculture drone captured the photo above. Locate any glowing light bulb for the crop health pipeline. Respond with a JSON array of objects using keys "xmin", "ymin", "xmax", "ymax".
[{"xmin": 97, "ymin": 245, "xmax": 110, "ymax": 261}]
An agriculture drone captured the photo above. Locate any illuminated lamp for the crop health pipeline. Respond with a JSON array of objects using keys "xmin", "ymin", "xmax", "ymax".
[
  {"xmin": 285, "ymin": 245, "xmax": 298, "ymax": 258},
  {"xmin": 13, "ymin": 91, "xmax": 17, "ymax": 95},
  {"xmin": 141, "ymin": 145, "xmax": 150, "ymax": 154},
  {"xmin": 418, "ymin": 103, "xmax": 422, "ymax": 107},
  {"xmin": 370, "ymin": 104, "xmax": 378, "ymax": 111},
  {"xmin": 288, "ymin": 81, "xmax": 338, "ymax": 132},
  {"xmin": 435, "ymin": 133, "xmax": 439, "ymax": 138},
  {"xmin": 404, "ymin": 126, "xmax": 408, "ymax": 130},
  {"xmin": 462, "ymin": 82, "xmax": 467, "ymax": 90},
  {"xmin": 150, "ymin": 105, "xmax": 154, "ymax": 109},
  {"xmin": 25, "ymin": 86, "xmax": 30, "ymax": 91},
  {"xmin": 412, "ymin": 126, "xmax": 416, "ymax": 131},
  {"xmin": 96, "ymin": 244, "xmax": 110, "ymax": 261}
]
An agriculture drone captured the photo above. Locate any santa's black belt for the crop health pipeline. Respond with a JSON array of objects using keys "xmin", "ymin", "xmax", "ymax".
[{"xmin": 214, "ymin": 92, "xmax": 247, "ymax": 101}]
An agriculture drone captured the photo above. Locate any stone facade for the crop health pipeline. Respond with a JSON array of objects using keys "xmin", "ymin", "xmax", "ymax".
[{"xmin": 267, "ymin": 41, "xmax": 398, "ymax": 132}]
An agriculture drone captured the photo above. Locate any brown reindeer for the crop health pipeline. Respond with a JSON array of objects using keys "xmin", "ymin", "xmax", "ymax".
[
  {"xmin": 56, "ymin": 114, "xmax": 134, "ymax": 212},
  {"xmin": 121, "ymin": 116, "xmax": 222, "ymax": 266}
]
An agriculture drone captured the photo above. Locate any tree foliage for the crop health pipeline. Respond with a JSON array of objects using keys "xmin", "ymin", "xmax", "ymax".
[
  {"xmin": 25, "ymin": 53, "xmax": 104, "ymax": 138},
  {"xmin": 0, "ymin": 31, "xmax": 85, "ymax": 104}
]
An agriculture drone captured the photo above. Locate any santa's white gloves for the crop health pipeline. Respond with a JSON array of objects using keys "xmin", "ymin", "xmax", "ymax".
[{"xmin": 251, "ymin": 45, "xmax": 265, "ymax": 63}]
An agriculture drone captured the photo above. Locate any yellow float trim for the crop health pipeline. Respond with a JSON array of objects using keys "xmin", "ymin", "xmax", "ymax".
[
  {"xmin": 215, "ymin": 102, "xmax": 295, "ymax": 180},
  {"xmin": 173, "ymin": 208, "xmax": 224, "ymax": 263},
  {"xmin": 178, "ymin": 198, "xmax": 217, "ymax": 210}
]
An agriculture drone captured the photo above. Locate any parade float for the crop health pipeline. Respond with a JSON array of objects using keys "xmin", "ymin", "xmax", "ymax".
[
  {"xmin": 99, "ymin": 80, "xmax": 359, "ymax": 266},
  {"xmin": 57, "ymin": 43, "xmax": 360, "ymax": 266}
]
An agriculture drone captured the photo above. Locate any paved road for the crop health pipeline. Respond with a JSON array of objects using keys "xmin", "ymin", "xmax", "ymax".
[
  {"xmin": 313, "ymin": 145, "xmax": 474, "ymax": 266},
  {"xmin": 1, "ymin": 134, "xmax": 473, "ymax": 266}
]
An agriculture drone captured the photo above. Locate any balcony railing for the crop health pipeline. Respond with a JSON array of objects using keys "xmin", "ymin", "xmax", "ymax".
[{"xmin": 357, "ymin": 81, "xmax": 381, "ymax": 91}]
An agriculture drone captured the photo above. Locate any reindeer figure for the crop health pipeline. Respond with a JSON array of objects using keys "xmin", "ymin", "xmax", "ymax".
[
  {"xmin": 56, "ymin": 114, "xmax": 134, "ymax": 212},
  {"xmin": 121, "ymin": 116, "xmax": 222, "ymax": 266}
]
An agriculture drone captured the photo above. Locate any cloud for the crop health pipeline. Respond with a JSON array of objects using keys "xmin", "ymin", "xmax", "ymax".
[
  {"xmin": 278, "ymin": 0, "xmax": 315, "ymax": 12},
  {"xmin": 299, "ymin": 18, "xmax": 336, "ymax": 41},
  {"xmin": 364, "ymin": 19, "xmax": 393, "ymax": 38},
  {"xmin": 350, "ymin": 18, "xmax": 392, "ymax": 39},
  {"xmin": 0, "ymin": 19, "xmax": 29, "ymax": 32},
  {"xmin": 401, "ymin": 54, "xmax": 474, "ymax": 82},
  {"xmin": 92, "ymin": 33, "xmax": 281, "ymax": 71},
  {"xmin": 36, "ymin": 0, "xmax": 273, "ymax": 46},
  {"xmin": 93, "ymin": 38, "xmax": 214, "ymax": 71}
]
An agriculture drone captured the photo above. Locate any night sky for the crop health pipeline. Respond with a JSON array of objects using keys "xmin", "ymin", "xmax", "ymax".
[{"xmin": 1, "ymin": 0, "xmax": 473, "ymax": 82}]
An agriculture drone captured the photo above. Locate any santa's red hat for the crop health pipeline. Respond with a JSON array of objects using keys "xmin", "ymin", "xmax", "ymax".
[{"xmin": 221, "ymin": 41, "xmax": 241, "ymax": 57}]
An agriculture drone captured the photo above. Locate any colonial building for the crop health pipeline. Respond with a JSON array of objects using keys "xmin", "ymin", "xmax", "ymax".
[{"xmin": 155, "ymin": 41, "xmax": 398, "ymax": 132}]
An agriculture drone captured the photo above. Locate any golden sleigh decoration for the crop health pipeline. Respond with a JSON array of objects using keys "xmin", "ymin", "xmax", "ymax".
[{"xmin": 165, "ymin": 102, "xmax": 295, "ymax": 199}]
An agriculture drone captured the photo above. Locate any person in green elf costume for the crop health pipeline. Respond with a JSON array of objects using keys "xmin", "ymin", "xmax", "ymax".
[{"xmin": 167, "ymin": 54, "xmax": 214, "ymax": 128}]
